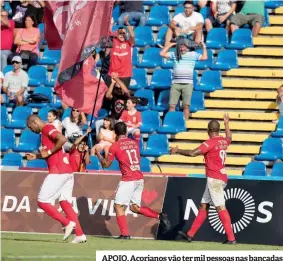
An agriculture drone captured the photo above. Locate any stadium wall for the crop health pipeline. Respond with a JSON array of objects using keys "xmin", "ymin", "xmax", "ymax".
[{"xmin": 1, "ymin": 170, "xmax": 283, "ymax": 245}]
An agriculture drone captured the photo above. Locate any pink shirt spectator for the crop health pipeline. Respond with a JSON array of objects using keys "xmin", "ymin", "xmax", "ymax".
[
  {"xmin": 15, "ymin": 27, "xmax": 40, "ymax": 55},
  {"xmin": 1, "ymin": 20, "xmax": 15, "ymax": 50}
]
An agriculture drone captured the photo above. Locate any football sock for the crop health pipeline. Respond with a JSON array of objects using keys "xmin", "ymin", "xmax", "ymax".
[
  {"xmin": 219, "ymin": 209, "xmax": 235, "ymax": 241},
  {"xmin": 116, "ymin": 215, "xmax": 129, "ymax": 236},
  {"xmin": 139, "ymin": 206, "xmax": 159, "ymax": 219},
  {"xmin": 60, "ymin": 200, "xmax": 84, "ymax": 236},
  {"xmin": 38, "ymin": 201, "xmax": 70, "ymax": 227},
  {"xmin": 187, "ymin": 209, "xmax": 207, "ymax": 237}
]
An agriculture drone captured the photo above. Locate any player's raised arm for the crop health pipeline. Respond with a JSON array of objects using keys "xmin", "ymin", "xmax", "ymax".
[
  {"xmin": 224, "ymin": 113, "xmax": 232, "ymax": 142},
  {"xmin": 170, "ymin": 146, "xmax": 202, "ymax": 157}
]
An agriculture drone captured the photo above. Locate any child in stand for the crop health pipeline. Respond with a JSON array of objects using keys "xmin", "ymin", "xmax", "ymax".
[{"xmin": 47, "ymin": 109, "xmax": 62, "ymax": 132}]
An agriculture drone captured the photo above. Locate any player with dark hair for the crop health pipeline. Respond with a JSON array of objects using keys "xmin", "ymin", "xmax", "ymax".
[
  {"xmin": 25, "ymin": 114, "xmax": 86, "ymax": 244},
  {"xmin": 170, "ymin": 113, "xmax": 236, "ymax": 244},
  {"xmin": 96, "ymin": 121, "xmax": 171, "ymax": 239}
]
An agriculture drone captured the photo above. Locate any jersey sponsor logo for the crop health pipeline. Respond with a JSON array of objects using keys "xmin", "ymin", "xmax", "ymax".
[{"xmin": 63, "ymin": 156, "xmax": 70, "ymax": 165}]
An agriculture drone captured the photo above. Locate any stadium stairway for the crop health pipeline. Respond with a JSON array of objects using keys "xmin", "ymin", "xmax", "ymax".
[{"xmin": 151, "ymin": 6, "xmax": 283, "ymax": 176}]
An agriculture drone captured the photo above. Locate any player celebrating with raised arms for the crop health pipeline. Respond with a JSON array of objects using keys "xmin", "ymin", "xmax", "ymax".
[
  {"xmin": 96, "ymin": 121, "xmax": 171, "ymax": 239},
  {"xmin": 170, "ymin": 113, "xmax": 236, "ymax": 244},
  {"xmin": 25, "ymin": 114, "xmax": 86, "ymax": 244}
]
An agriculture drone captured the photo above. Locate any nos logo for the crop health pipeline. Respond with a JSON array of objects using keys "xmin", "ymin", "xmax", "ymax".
[{"xmin": 184, "ymin": 188, "xmax": 273, "ymax": 234}]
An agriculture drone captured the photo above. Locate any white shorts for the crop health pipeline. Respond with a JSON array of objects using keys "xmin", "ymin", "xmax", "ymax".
[
  {"xmin": 114, "ymin": 179, "xmax": 144, "ymax": 206},
  {"xmin": 128, "ymin": 127, "xmax": 139, "ymax": 136},
  {"xmin": 38, "ymin": 173, "xmax": 74, "ymax": 203},
  {"xmin": 201, "ymin": 177, "xmax": 226, "ymax": 207}
]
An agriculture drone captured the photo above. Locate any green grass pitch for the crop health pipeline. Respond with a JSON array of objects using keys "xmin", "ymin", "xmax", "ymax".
[{"xmin": 2, "ymin": 233, "xmax": 283, "ymax": 261}]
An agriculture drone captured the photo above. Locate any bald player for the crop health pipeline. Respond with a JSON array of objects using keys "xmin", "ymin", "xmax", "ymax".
[
  {"xmin": 170, "ymin": 113, "xmax": 236, "ymax": 244},
  {"xmin": 26, "ymin": 114, "xmax": 86, "ymax": 244}
]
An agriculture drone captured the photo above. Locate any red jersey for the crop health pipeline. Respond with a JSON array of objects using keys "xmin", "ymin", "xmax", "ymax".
[
  {"xmin": 120, "ymin": 110, "xmax": 142, "ymax": 128},
  {"xmin": 108, "ymin": 38, "xmax": 132, "ymax": 78},
  {"xmin": 198, "ymin": 136, "xmax": 231, "ymax": 183},
  {"xmin": 41, "ymin": 124, "xmax": 73, "ymax": 174},
  {"xmin": 1, "ymin": 20, "xmax": 15, "ymax": 50},
  {"xmin": 69, "ymin": 149, "xmax": 84, "ymax": 173},
  {"xmin": 107, "ymin": 137, "xmax": 143, "ymax": 181}
]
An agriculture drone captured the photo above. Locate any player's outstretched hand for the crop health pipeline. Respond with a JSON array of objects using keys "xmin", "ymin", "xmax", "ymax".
[
  {"xmin": 224, "ymin": 112, "xmax": 230, "ymax": 124},
  {"xmin": 26, "ymin": 153, "xmax": 36, "ymax": 160},
  {"xmin": 170, "ymin": 146, "xmax": 179, "ymax": 154}
]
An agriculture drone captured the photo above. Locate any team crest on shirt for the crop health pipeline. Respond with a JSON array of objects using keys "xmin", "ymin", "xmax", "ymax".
[
  {"xmin": 121, "ymin": 44, "xmax": 127, "ymax": 49},
  {"xmin": 63, "ymin": 157, "xmax": 70, "ymax": 165}
]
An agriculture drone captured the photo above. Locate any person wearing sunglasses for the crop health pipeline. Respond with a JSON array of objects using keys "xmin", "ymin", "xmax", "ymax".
[
  {"xmin": 1, "ymin": 9, "xmax": 15, "ymax": 71},
  {"xmin": 2, "ymin": 56, "xmax": 29, "ymax": 106},
  {"xmin": 107, "ymin": 16, "xmax": 135, "ymax": 90}
]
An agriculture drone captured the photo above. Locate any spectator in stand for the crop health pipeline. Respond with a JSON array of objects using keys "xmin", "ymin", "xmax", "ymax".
[
  {"xmin": 91, "ymin": 117, "xmax": 115, "ymax": 157},
  {"xmin": 0, "ymin": 71, "xmax": 4, "ymax": 104},
  {"xmin": 11, "ymin": 0, "xmax": 38, "ymax": 28},
  {"xmin": 205, "ymin": 0, "xmax": 236, "ymax": 32},
  {"xmin": 120, "ymin": 97, "xmax": 142, "ymax": 139},
  {"xmin": 117, "ymin": 1, "xmax": 146, "ymax": 27},
  {"xmin": 108, "ymin": 16, "xmax": 135, "ymax": 89},
  {"xmin": 277, "ymin": 85, "xmax": 283, "ymax": 117},
  {"xmin": 160, "ymin": 38, "xmax": 207, "ymax": 120},
  {"xmin": 1, "ymin": 9, "xmax": 15, "ymax": 71},
  {"xmin": 95, "ymin": 73, "xmax": 131, "ymax": 136},
  {"xmin": 69, "ymin": 127, "xmax": 91, "ymax": 173},
  {"xmin": 2, "ymin": 56, "xmax": 29, "ymax": 106},
  {"xmin": 11, "ymin": 15, "xmax": 40, "ymax": 69},
  {"xmin": 230, "ymin": 0, "xmax": 264, "ymax": 37},
  {"xmin": 29, "ymin": 1, "xmax": 45, "ymax": 24},
  {"xmin": 62, "ymin": 108, "xmax": 87, "ymax": 152},
  {"xmin": 47, "ymin": 109, "xmax": 62, "ymax": 132},
  {"xmin": 164, "ymin": 1, "xmax": 204, "ymax": 48}
]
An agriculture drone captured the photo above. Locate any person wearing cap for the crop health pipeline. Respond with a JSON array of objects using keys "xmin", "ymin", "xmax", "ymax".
[
  {"xmin": 2, "ymin": 56, "xmax": 29, "ymax": 106},
  {"xmin": 160, "ymin": 38, "xmax": 207, "ymax": 120}
]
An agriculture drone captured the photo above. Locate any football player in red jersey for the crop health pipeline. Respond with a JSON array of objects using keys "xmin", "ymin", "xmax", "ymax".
[
  {"xmin": 170, "ymin": 113, "xmax": 236, "ymax": 244},
  {"xmin": 96, "ymin": 121, "xmax": 171, "ymax": 239},
  {"xmin": 26, "ymin": 114, "xmax": 86, "ymax": 244}
]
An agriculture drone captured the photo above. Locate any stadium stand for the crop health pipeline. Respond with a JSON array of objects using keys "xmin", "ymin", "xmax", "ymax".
[{"xmin": 1, "ymin": 1, "xmax": 283, "ymax": 178}]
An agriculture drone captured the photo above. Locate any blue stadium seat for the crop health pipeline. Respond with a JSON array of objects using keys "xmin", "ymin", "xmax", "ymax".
[
  {"xmin": 271, "ymin": 116, "xmax": 283, "ymax": 137},
  {"xmin": 4, "ymin": 1, "xmax": 12, "ymax": 15},
  {"xmin": 38, "ymin": 106, "xmax": 54, "ymax": 121},
  {"xmin": 152, "ymin": 89, "xmax": 181, "ymax": 111},
  {"xmin": 210, "ymin": 50, "xmax": 238, "ymax": 71},
  {"xmin": 195, "ymin": 70, "xmax": 222, "ymax": 92},
  {"xmin": 38, "ymin": 47, "xmax": 61, "ymax": 65},
  {"xmin": 130, "ymin": 68, "xmax": 148, "ymax": 90},
  {"xmin": 265, "ymin": 0, "xmax": 283, "ymax": 8},
  {"xmin": 138, "ymin": 47, "xmax": 162, "ymax": 68},
  {"xmin": 140, "ymin": 110, "xmax": 161, "ymax": 133},
  {"xmin": 1, "ymin": 153, "xmax": 23, "ymax": 167},
  {"xmin": 1, "ymin": 129, "xmax": 15, "ymax": 152},
  {"xmin": 27, "ymin": 87, "xmax": 52, "ymax": 108},
  {"xmin": 132, "ymin": 47, "xmax": 139, "ymax": 67},
  {"xmin": 199, "ymin": 6, "xmax": 210, "ymax": 19},
  {"xmin": 141, "ymin": 157, "xmax": 152, "ymax": 172},
  {"xmin": 263, "ymin": 8, "xmax": 270, "ymax": 27},
  {"xmin": 140, "ymin": 137, "xmax": 145, "ymax": 154},
  {"xmin": 156, "ymin": 26, "xmax": 168, "ymax": 47},
  {"xmin": 174, "ymin": 6, "xmax": 184, "ymax": 16},
  {"xmin": 135, "ymin": 89, "xmax": 155, "ymax": 111},
  {"xmin": 28, "ymin": 66, "xmax": 48, "ymax": 87},
  {"xmin": 5, "ymin": 106, "xmax": 32, "ymax": 129},
  {"xmin": 195, "ymin": 49, "xmax": 213, "ymax": 70},
  {"xmin": 13, "ymin": 129, "xmax": 40, "ymax": 152},
  {"xmin": 104, "ymin": 158, "xmax": 120, "ymax": 171},
  {"xmin": 158, "ymin": 0, "xmax": 179, "ymax": 5},
  {"xmin": 243, "ymin": 162, "xmax": 267, "ymax": 177},
  {"xmin": 271, "ymin": 162, "xmax": 283, "ymax": 177},
  {"xmin": 86, "ymin": 156, "xmax": 102, "ymax": 171},
  {"xmin": 112, "ymin": 5, "xmax": 120, "ymax": 23},
  {"xmin": 255, "ymin": 138, "xmax": 283, "ymax": 161},
  {"xmin": 111, "ymin": 25, "xmax": 120, "ymax": 33},
  {"xmin": 97, "ymin": 108, "xmax": 109, "ymax": 120},
  {"xmin": 1, "ymin": 105, "xmax": 8, "ymax": 127},
  {"xmin": 135, "ymin": 26, "xmax": 154, "ymax": 47},
  {"xmin": 142, "ymin": 134, "xmax": 169, "ymax": 157},
  {"xmin": 146, "ymin": 6, "xmax": 170, "ymax": 26},
  {"xmin": 190, "ymin": 91, "xmax": 205, "ymax": 113},
  {"xmin": 225, "ymin": 29, "xmax": 253, "ymax": 50},
  {"xmin": 38, "ymin": 23, "xmax": 44, "ymax": 34},
  {"xmin": 157, "ymin": 111, "xmax": 186, "ymax": 134},
  {"xmin": 143, "ymin": 0, "xmax": 156, "ymax": 5},
  {"xmin": 3, "ymin": 65, "xmax": 13, "ymax": 75},
  {"xmin": 46, "ymin": 66, "xmax": 59, "ymax": 87},
  {"xmin": 161, "ymin": 48, "xmax": 176, "ymax": 69},
  {"xmin": 150, "ymin": 69, "xmax": 172, "ymax": 90},
  {"xmin": 51, "ymin": 96, "xmax": 62, "ymax": 108},
  {"xmin": 26, "ymin": 159, "xmax": 48, "ymax": 169},
  {"xmin": 206, "ymin": 28, "xmax": 228, "ymax": 49}
]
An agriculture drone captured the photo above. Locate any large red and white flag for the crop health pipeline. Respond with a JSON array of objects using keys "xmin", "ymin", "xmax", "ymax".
[{"xmin": 45, "ymin": 1, "xmax": 113, "ymax": 116}]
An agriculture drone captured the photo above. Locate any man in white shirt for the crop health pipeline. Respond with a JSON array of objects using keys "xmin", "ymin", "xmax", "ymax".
[
  {"xmin": 164, "ymin": 1, "xmax": 204, "ymax": 47},
  {"xmin": 2, "ymin": 56, "xmax": 29, "ymax": 106}
]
